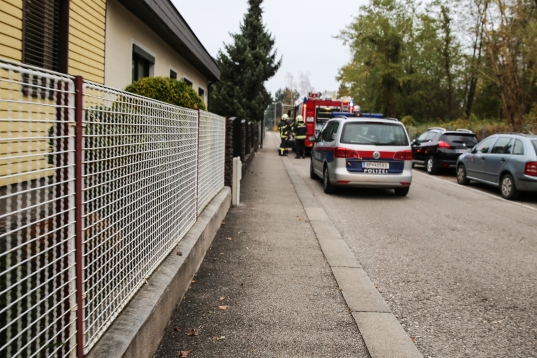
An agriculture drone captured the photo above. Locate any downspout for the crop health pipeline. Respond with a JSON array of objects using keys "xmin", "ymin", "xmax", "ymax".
[{"xmin": 207, "ymin": 80, "xmax": 216, "ymax": 112}]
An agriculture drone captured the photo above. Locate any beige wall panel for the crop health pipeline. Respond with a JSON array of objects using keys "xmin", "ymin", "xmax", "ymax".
[
  {"xmin": 0, "ymin": 20, "xmax": 22, "ymax": 38},
  {"xmin": 69, "ymin": 48, "xmax": 105, "ymax": 72},
  {"xmin": 0, "ymin": 45, "xmax": 21, "ymax": 61},
  {"xmin": 1, "ymin": 0, "xmax": 22, "ymax": 19},
  {"xmin": 78, "ymin": 0, "xmax": 106, "ymax": 15},
  {"xmin": 105, "ymin": 0, "xmax": 208, "ymax": 99},
  {"xmin": 70, "ymin": 34, "xmax": 105, "ymax": 59},
  {"xmin": 0, "ymin": 33, "xmax": 22, "ymax": 51},
  {"xmin": 0, "ymin": 166, "xmax": 54, "ymax": 187},
  {"xmin": 71, "ymin": 4, "xmax": 105, "ymax": 33},
  {"xmin": 2, "ymin": 0, "xmax": 22, "ymax": 9},
  {"xmin": 0, "ymin": 0, "xmax": 22, "ymax": 62},
  {"xmin": 69, "ymin": 58, "xmax": 104, "ymax": 78},
  {"xmin": 68, "ymin": 0, "xmax": 106, "ymax": 84},
  {"xmin": 0, "ymin": 121, "xmax": 52, "ymax": 134},
  {"xmin": 69, "ymin": 42, "xmax": 105, "ymax": 64},
  {"xmin": 70, "ymin": 28, "xmax": 105, "ymax": 54}
]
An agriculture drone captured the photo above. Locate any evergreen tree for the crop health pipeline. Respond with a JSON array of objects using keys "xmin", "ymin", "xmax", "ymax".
[{"xmin": 210, "ymin": 0, "xmax": 281, "ymax": 121}]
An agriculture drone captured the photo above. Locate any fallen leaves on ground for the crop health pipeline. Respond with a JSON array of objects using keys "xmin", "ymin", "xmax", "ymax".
[
  {"xmin": 186, "ymin": 328, "xmax": 198, "ymax": 336},
  {"xmin": 226, "ymin": 237, "xmax": 232, "ymax": 240},
  {"xmin": 219, "ymin": 296, "xmax": 225, "ymax": 300},
  {"xmin": 218, "ymin": 305, "xmax": 228, "ymax": 310},
  {"xmin": 177, "ymin": 251, "xmax": 182, "ymax": 256},
  {"xmin": 221, "ymin": 222, "xmax": 225, "ymax": 225},
  {"xmin": 178, "ymin": 349, "xmax": 192, "ymax": 357},
  {"xmin": 174, "ymin": 327, "xmax": 182, "ymax": 332},
  {"xmin": 191, "ymin": 280, "xmax": 196, "ymax": 283},
  {"xmin": 214, "ymin": 336, "xmax": 225, "ymax": 341}
]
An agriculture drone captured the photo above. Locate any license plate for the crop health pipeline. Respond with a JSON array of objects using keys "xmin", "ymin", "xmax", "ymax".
[
  {"xmin": 363, "ymin": 168, "xmax": 389, "ymax": 174},
  {"xmin": 362, "ymin": 162, "xmax": 389, "ymax": 169},
  {"xmin": 457, "ymin": 148, "xmax": 468, "ymax": 153}
]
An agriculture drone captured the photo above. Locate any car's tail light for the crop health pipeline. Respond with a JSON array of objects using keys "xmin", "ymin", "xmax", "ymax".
[
  {"xmin": 438, "ymin": 141, "xmax": 451, "ymax": 148},
  {"xmin": 335, "ymin": 147, "xmax": 359, "ymax": 158},
  {"xmin": 393, "ymin": 150, "xmax": 412, "ymax": 161},
  {"xmin": 525, "ymin": 161, "xmax": 537, "ymax": 177}
]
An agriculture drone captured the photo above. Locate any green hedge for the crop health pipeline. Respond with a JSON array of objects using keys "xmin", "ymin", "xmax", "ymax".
[{"xmin": 124, "ymin": 76, "xmax": 206, "ymax": 111}]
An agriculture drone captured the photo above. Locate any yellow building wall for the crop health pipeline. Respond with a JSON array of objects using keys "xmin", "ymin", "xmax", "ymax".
[
  {"xmin": 0, "ymin": 0, "xmax": 23, "ymax": 62},
  {"xmin": 0, "ymin": 70, "xmax": 58, "ymax": 188},
  {"xmin": 68, "ymin": 0, "xmax": 106, "ymax": 83}
]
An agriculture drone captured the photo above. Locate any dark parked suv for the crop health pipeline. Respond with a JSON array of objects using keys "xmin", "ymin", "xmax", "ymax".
[{"xmin": 412, "ymin": 127, "xmax": 478, "ymax": 174}]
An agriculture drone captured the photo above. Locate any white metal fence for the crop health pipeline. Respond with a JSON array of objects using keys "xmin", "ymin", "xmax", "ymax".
[
  {"xmin": 0, "ymin": 61, "xmax": 77, "ymax": 357},
  {"xmin": 0, "ymin": 59, "xmax": 226, "ymax": 357},
  {"xmin": 198, "ymin": 110, "xmax": 225, "ymax": 215}
]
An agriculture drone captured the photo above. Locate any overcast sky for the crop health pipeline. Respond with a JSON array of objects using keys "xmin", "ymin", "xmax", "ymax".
[{"xmin": 171, "ymin": 0, "xmax": 369, "ymax": 97}]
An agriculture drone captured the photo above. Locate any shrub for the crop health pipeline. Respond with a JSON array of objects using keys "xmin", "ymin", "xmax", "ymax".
[{"xmin": 124, "ymin": 76, "xmax": 206, "ymax": 110}]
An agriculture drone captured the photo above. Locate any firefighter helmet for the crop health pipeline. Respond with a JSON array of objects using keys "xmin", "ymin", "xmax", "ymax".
[
  {"xmin": 282, "ymin": 114, "xmax": 289, "ymax": 121},
  {"xmin": 296, "ymin": 115, "xmax": 303, "ymax": 122}
]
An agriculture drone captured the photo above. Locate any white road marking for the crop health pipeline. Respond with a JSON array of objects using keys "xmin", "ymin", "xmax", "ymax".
[{"xmin": 414, "ymin": 170, "xmax": 537, "ymax": 212}]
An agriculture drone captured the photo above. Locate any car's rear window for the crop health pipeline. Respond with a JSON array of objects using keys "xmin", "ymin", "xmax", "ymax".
[
  {"xmin": 341, "ymin": 122, "xmax": 409, "ymax": 146},
  {"xmin": 441, "ymin": 133, "xmax": 478, "ymax": 146}
]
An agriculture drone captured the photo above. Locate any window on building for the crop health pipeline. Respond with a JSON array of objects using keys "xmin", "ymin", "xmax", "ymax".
[
  {"xmin": 132, "ymin": 44, "xmax": 155, "ymax": 82},
  {"xmin": 198, "ymin": 87, "xmax": 205, "ymax": 100},
  {"xmin": 22, "ymin": 0, "xmax": 68, "ymax": 98},
  {"xmin": 183, "ymin": 78, "xmax": 193, "ymax": 87},
  {"xmin": 170, "ymin": 69, "xmax": 177, "ymax": 79},
  {"xmin": 22, "ymin": 0, "xmax": 68, "ymax": 72}
]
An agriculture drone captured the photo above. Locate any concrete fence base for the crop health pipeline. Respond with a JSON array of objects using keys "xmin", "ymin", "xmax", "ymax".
[{"xmin": 87, "ymin": 187, "xmax": 231, "ymax": 358}]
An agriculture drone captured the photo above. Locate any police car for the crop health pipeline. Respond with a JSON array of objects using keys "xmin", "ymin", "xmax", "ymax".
[{"xmin": 309, "ymin": 114, "xmax": 413, "ymax": 196}]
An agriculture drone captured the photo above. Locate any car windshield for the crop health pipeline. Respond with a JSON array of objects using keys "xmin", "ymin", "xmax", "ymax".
[
  {"xmin": 441, "ymin": 134, "xmax": 478, "ymax": 146},
  {"xmin": 341, "ymin": 122, "xmax": 409, "ymax": 146},
  {"xmin": 531, "ymin": 139, "xmax": 537, "ymax": 155}
]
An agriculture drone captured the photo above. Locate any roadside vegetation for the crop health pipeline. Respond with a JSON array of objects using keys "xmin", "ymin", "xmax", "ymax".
[
  {"xmin": 336, "ymin": 0, "xmax": 537, "ymax": 130},
  {"xmin": 209, "ymin": 0, "xmax": 281, "ymax": 121}
]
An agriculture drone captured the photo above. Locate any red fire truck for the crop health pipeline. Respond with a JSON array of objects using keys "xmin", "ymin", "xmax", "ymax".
[{"xmin": 292, "ymin": 92, "xmax": 356, "ymax": 155}]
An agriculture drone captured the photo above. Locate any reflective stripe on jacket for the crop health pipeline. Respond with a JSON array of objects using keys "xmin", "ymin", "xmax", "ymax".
[{"xmin": 295, "ymin": 122, "xmax": 307, "ymax": 140}]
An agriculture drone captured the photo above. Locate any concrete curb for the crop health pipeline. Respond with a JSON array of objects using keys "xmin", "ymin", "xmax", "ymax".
[
  {"xmin": 87, "ymin": 187, "xmax": 231, "ymax": 358},
  {"xmin": 281, "ymin": 158, "xmax": 423, "ymax": 358}
]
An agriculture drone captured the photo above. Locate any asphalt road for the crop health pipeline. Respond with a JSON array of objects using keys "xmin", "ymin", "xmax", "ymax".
[{"xmin": 290, "ymin": 157, "xmax": 537, "ymax": 358}]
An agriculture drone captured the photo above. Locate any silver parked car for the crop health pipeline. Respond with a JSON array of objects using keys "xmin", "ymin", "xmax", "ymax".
[
  {"xmin": 456, "ymin": 133, "xmax": 537, "ymax": 199},
  {"xmin": 310, "ymin": 115, "xmax": 413, "ymax": 196}
]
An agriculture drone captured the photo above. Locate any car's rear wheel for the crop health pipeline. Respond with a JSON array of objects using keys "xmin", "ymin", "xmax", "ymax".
[
  {"xmin": 323, "ymin": 166, "xmax": 336, "ymax": 194},
  {"xmin": 310, "ymin": 159, "xmax": 318, "ymax": 179},
  {"xmin": 394, "ymin": 187, "xmax": 410, "ymax": 196},
  {"xmin": 457, "ymin": 165, "xmax": 470, "ymax": 185},
  {"xmin": 500, "ymin": 173, "xmax": 519, "ymax": 200},
  {"xmin": 426, "ymin": 156, "xmax": 438, "ymax": 175}
]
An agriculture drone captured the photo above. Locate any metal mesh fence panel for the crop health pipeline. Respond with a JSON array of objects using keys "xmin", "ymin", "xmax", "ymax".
[
  {"xmin": 0, "ymin": 60, "xmax": 77, "ymax": 357},
  {"xmin": 197, "ymin": 111, "xmax": 225, "ymax": 215},
  {"xmin": 81, "ymin": 83, "xmax": 199, "ymax": 353}
]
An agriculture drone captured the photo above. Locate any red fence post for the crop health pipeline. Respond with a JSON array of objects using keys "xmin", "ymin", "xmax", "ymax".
[{"xmin": 74, "ymin": 76, "xmax": 85, "ymax": 358}]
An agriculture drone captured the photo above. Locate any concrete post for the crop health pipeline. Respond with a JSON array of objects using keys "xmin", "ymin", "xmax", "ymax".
[{"xmin": 232, "ymin": 157, "xmax": 242, "ymax": 205}]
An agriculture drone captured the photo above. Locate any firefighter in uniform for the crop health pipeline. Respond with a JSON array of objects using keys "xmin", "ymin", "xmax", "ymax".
[
  {"xmin": 278, "ymin": 114, "xmax": 291, "ymax": 156},
  {"xmin": 293, "ymin": 115, "xmax": 307, "ymax": 159}
]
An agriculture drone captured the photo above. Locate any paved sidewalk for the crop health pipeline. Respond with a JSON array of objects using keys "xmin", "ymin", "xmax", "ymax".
[{"xmin": 155, "ymin": 131, "xmax": 421, "ymax": 357}]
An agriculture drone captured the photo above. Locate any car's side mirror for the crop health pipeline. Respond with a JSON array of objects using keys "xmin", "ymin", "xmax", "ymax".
[{"xmin": 309, "ymin": 136, "xmax": 316, "ymax": 142}]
